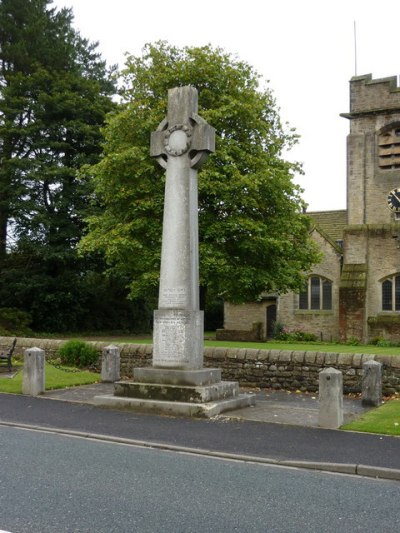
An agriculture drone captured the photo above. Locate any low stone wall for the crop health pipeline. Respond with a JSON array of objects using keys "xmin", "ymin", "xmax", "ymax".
[
  {"xmin": 216, "ymin": 328, "xmax": 262, "ymax": 342},
  {"xmin": 202, "ymin": 347, "xmax": 400, "ymax": 395},
  {"xmin": 0, "ymin": 337, "xmax": 153, "ymax": 376},
  {"xmin": 216, "ymin": 321, "xmax": 264, "ymax": 342},
  {"xmin": 3, "ymin": 337, "xmax": 400, "ymax": 395}
]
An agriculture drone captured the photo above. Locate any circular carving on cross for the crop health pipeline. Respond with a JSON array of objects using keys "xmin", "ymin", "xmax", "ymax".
[{"xmin": 164, "ymin": 124, "xmax": 192, "ymax": 156}]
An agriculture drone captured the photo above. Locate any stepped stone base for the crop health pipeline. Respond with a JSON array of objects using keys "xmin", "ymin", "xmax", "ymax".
[
  {"xmin": 134, "ymin": 367, "xmax": 221, "ymax": 386},
  {"xmin": 93, "ymin": 392, "xmax": 255, "ymax": 418},
  {"xmin": 93, "ymin": 367, "xmax": 255, "ymax": 418},
  {"xmin": 114, "ymin": 380, "xmax": 239, "ymax": 403}
]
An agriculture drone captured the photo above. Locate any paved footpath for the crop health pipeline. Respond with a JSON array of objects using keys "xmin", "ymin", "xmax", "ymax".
[{"xmin": 0, "ymin": 384, "xmax": 400, "ymax": 481}]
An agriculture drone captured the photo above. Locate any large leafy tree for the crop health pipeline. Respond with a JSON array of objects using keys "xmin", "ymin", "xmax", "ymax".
[
  {"xmin": 81, "ymin": 42, "xmax": 321, "ymax": 305},
  {"xmin": 0, "ymin": 0, "xmax": 119, "ymax": 330}
]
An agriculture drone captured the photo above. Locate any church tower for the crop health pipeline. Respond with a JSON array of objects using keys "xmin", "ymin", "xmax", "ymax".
[{"xmin": 340, "ymin": 74, "xmax": 400, "ymax": 342}]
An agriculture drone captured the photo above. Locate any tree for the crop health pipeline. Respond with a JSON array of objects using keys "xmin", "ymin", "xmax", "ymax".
[
  {"xmin": 0, "ymin": 0, "xmax": 116, "ymax": 252},
  {"xmin": 0, "ymin": 0, "xmax": 119, "ymax": 331},
  {"xmin": 80, "ymin": 41, "xmax": 321, "ymax": 306}
]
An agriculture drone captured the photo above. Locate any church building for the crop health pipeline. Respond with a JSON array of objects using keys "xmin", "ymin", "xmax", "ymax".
[{"xmin": 218, "ymin": 73, "xmax": 400, "ymax": 344}]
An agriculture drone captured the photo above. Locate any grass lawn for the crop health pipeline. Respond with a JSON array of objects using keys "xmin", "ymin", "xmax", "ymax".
[
  {"xmin": 342, "ymin": 398, "xmax": 400, "ymax": 436},
  {"xmin": 202, "ymin": 340, "xmax": 400, "ymax": 355},
  {"xmin": 0, "ymin": 362, "xmax": 100, "ymax": 395},
  {"xmin": 51, "ymin": 333, "xmax": 400, "ymax": 355}
]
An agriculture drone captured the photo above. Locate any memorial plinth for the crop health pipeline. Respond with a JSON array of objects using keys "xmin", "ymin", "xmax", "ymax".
[
  {"xmin": 153, "ymin": 309, "xmax": 203, "ymax": 369},
  {"xmin": 94, "ymin": 86, "xmax": 255, "ymax": 417}
]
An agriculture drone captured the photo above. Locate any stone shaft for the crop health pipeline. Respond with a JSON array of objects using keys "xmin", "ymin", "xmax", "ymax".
[{"xmin": 158, "ymin": 161, "xmax": 199, "ymax": 310}]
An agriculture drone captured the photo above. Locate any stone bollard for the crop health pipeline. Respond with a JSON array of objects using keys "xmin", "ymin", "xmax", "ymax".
[
  {"xmin": 101, "ymin": 344, "xmax": 120, "ymax": 383},
  {"xmin": 22, "ymin": 347, "xmax": 45, "ymax": 396},
  {"xmin": 362, "ymin": 360, "xmax": 382, "ymax": 407},
  {"xmin": 318, "ymin": 367, "xmax": 343, "ymax": 429}
]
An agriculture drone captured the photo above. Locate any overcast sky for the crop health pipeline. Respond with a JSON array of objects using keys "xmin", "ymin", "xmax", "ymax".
[{"xmin": 53, "ymin": 0, "xmax": 400, "ymax": 211}]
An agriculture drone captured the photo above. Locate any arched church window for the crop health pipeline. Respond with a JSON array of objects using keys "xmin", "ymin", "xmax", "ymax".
[
  {"xmin": 381, "ymin": 275, "xmax": 400, "ymax": 311},
  {"xmin": 378, "ymin": 125, "xmax": 400, "ymax": 169},
  {"xmin": 299, "ymin": 276, "xmax": 332, "ymax": 310}
]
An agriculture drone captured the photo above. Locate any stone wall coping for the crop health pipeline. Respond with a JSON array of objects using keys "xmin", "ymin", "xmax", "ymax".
[
  {"xmin": 278, "ymin": 351, "xmax": 293, "ymax": 363},
  {"xmin": 391, "ymin": 357, "xmax": 400, "ymax": 369},
  {"xmin": 375, "ymin": 355, "xmax": 394, "ymax": 366},
  {"xmin": 324, "ymin": 352, "xmax": 338, "ymax": 365},
  {"xmin": 244, "ymin": 348, "xmax": 260, "ymax": 358}
]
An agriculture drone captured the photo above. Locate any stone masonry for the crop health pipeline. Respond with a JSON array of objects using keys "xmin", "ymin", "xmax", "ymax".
[
  {"xmin": 221, "ymin": 73, "xmax": 400, "ymax": 344},
  {"xmin": 5, "ymin": 337, "xmax": 400, "ymax": 396}
]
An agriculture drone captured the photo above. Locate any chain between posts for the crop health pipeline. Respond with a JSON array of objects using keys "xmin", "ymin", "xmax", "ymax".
[
  {"xmin": 45, "ymin": 356, "xmax": 96, "ymax": 373},
  {"xmin": 3, "ymin": 349, "xmax": 99, "ymax": 374}
]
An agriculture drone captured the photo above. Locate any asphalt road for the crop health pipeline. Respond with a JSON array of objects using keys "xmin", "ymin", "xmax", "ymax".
[
  {"xmin": 1, "ymin": 426, "xmax": 400, "ymax": 533},
  {"xmin": 1, "ymin": 393, "xmax": 400, "ymax": 472}
]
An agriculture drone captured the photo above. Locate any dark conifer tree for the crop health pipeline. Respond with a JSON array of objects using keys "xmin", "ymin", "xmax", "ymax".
[{"xmin": 0, "ymin": 0, "xmax": 122, "ymax": 331}]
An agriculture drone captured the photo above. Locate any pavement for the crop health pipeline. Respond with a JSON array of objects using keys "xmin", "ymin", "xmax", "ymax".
[
  {"xmin": 1, "ymin": 379, "xmax": 400, "ymax": 481},
  {"xmin": 44, "ymin": 382, "xmax": 370, "ymax": 427}
]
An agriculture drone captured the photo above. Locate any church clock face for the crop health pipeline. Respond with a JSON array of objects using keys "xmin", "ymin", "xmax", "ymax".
[{"xmin": 387, "ymin": 188, "xmax": 400, "ymax": 212}]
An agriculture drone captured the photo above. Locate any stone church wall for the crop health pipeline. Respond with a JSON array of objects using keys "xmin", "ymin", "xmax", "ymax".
[
  {"xmin": 341, "ymin": 224, "xmax": 400, "ymax": 341},
  {"xmin": 347, "ymin": 76, "xmax": 400, "ymax": 227},
  {"xmin": 347, "ymin": 114, "xmax": 400, "ymax": 227},
  {"xmin": 221, "ymin": 230, "xmax": 342, "ymax": 342},
  {"xmin": 217, "ymin": 301, "xmax": 270, "ymax": 341},
  {"xmin": 278, "ymin": 230, "xmax": 341, "ymax": 341},
  {"xmin": 222, "ymin": 301, "xmax": 266, "ymax": 331},
  {"xmin": 366, "ymin": 226, "xmax": 400, "ymax": 341},
  {"xmin": 365, "ymin": 225, "xmax": 400, "ymax": 316}
]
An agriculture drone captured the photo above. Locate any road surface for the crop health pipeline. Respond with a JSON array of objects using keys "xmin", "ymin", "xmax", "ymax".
[{"xmin": 0, "ymin": 426, "xmax": 399, "ymax": 532}]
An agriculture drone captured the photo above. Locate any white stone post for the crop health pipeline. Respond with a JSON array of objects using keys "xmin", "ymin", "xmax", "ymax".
[
  {"xmin": 101, "ymin": 344, "xmax": 120, "ymax": 383},
  {"xmin": 318, "ymin": 367, "xmax": 343, "ymax": 429},
  {"xmin": 362, "ymin": 360, "xmax": 382, "ymax": 407},
  {"xmin": 22, "ymin": 347, "xmax": 45, "ymax": 396}
]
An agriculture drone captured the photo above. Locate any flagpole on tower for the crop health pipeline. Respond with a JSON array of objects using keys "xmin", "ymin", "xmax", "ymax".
[{"xmin": 354, "ymin": 21, "xmax": 358, "ymax": 76}]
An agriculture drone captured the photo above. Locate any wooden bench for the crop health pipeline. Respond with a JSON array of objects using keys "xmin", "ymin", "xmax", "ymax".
[{"xmin": 0, "ymin": 338, "xmax": 17, "ymax": 372}]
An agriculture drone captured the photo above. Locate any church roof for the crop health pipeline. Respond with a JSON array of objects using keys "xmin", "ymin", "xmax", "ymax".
[{"xmin": 307, "ymin": 209, "xmax": 348, "ymax": 242}]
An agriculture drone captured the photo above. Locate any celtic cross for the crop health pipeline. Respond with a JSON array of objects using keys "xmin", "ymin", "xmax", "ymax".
[
  {"xmin": 150, "ymin": 86, "xmax": 215, "ymax": 312},
  {"xmin": 150, "ymin": 86, "xmax": 214, "ymax": 369}
]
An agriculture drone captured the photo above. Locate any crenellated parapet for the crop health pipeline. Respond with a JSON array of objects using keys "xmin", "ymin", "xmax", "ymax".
[{"xmin": 341, "ymin": 74, "xmax": 400, "ymax": 118}]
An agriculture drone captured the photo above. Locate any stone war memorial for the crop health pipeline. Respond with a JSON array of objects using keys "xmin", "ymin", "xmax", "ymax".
[{"xmin": 95, "ymin": 86, "xmax": 255, "ymax": 416}]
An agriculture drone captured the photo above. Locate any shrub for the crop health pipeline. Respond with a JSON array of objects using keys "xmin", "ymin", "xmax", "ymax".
[
  {"xmin": 0, "ymin": 307, "xmax": 33, "ymax": 336},
  {"xmin": 345, "ymin": 336, "xmax": 360, "ymax": 346},
  {"xmin": 374, "ymin": 339, "xmax": 400, "ymax": 347},
  {"xmin": 370, "ymin": 336, "xmax": 385, "ymax": 346},
  {"xmin": 295, "ymin": 331, "xmax": 318, "ymax": 342},
  {"xmin": 274, "ymin": 324, "xmax": 317, "ymax": 342},
  {"xmin": 290, "ymin": 330, "xmax": 317, "ymax": 342},
  {"xmin": 272, "ymin": 321, "xmax": 285, "ymax": 338},
  {"xmin": 57, "ymin": 340, "xmax": 99, "ymax": 368}
]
